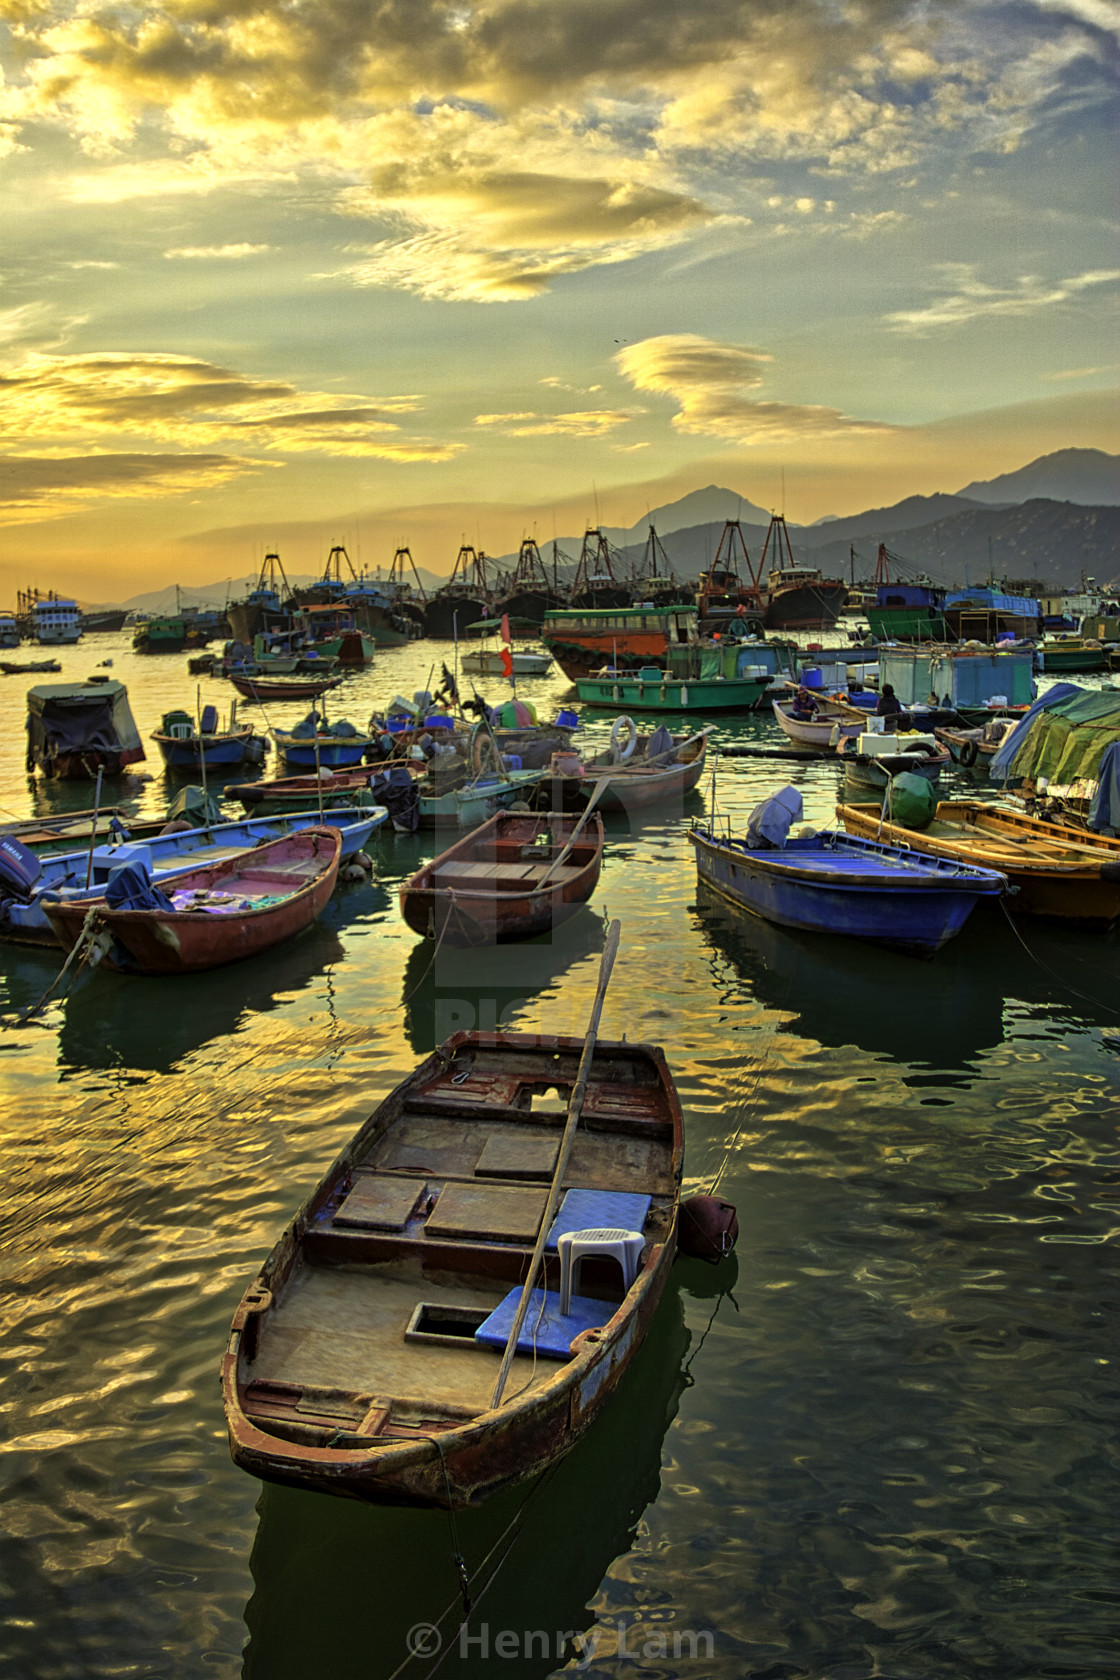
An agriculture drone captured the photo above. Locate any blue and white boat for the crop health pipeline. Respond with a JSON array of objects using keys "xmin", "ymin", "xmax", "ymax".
[
  {"xmin": 689, "ymin": 788, "xmax": 1005, "ymax": 956},
  {"xmin": 272, "ymin": 713, "xmax": 375, "ymax": 770},
  {"xmin": 0, "ymin": 806, "xmax": 387, "ymax": 946},
  {"xmin": 151, "ymin": 704, "xmax": 268, "ymax": 772}
]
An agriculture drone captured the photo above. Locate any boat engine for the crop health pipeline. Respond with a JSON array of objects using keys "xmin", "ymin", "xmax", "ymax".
[{"xmin": 0, "ymin": 835, "xmax": 43, "ymax": 903}]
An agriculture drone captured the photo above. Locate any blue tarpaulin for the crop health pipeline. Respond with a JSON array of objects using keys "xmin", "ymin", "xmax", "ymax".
[
  {"xmin": 1088, "ymin": 743, "xmax": 1120, "ymax": 832},
  {"xmin": 104, "ymin": 862, "xmax": 175, "ymax": 912},
  {"xmin": 745, "ymin": 785, "xmax": 803, "ymax": 849}
]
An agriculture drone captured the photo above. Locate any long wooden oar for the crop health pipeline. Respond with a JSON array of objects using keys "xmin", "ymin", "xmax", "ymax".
[
  {"xmin": 83, "ymin": 768, "xmax": 104, "ymax": 889},
  {"xmin": 489, "ymin": 918, "xmax": 622, "ymax": 1411},
  {"xmin": 536, "ymin": 779, "xmax": 609, "ymax": 888}
]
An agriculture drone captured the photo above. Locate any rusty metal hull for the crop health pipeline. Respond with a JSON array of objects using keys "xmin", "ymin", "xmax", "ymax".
[
  {"xmin": 222, "ymin": 1031, "xmax": 684, "ymax": 1508},
  {"xmin": 398, "ymin": 812, "xmax": 604, "ymax": 945}
]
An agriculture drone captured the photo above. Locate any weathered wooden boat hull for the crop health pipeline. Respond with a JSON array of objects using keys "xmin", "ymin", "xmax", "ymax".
[
  {"xmin": 399, "ymin": 812, "xmax": 604, "ymax": 944},
  {"xmin": 690, "ymin": 825, "xmax": 1004, "ymax": 954},
  {"xmin": 229, "ymin": 676, "xmax": 345, "ymax": 702},
  {"xmin": 545, "ymin": 736, "xmax": 708, "ymax": 814},
  {"xmin": 837, "ymin": 743, "xmax": 948, "ymax": 790},
  {"xmin": 1, "ymin": 808, "xmax": 383, "ymax": 946},
  {"xmin": 837, "ymin": 801, "xmax": 1120, "ymax": 924},
  {"xmin": 43, "ymin": 828, "xmax": 341, "ymax": 972},
  {"xmin": 771, "ymin": 699, "xmax": 866, "ymax": 750},
  {"xmin": 222, "ymin": 1031, "xmax": 684, "ymax": 1507},
  {"xmin": 225, "ymin": 770, "xmax": 377, "ymax": 812}
]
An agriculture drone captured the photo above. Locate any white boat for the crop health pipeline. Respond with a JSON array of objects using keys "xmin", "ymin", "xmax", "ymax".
[
  {"xmin": 461, "ymin": 617, "xmax": 553, "ymax": 678},
  {"xmin": 31, "ymin": 596, "xmax": 83, "ymax": 645},
  {"xmin": 771, "ymin": 695, "xmax": 867, "ymax": 751}
]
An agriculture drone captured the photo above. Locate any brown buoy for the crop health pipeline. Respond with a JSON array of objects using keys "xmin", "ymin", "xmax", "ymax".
[{"xmin": 677, "ymin": 1195, "xmax": 738, "ymax": 1263}]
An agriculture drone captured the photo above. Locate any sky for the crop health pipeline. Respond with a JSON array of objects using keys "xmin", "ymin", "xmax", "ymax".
[{"xmin": 0, "ymin": 0, "xmax": 1117, "ymax": 602}]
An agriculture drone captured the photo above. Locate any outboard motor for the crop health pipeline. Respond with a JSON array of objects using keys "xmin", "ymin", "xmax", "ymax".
[
  {"xmin": 0, "ymin": 835, "xmax": 43, "ymax": 903},
  {"xmin": 744, "ymin": 785, "xmax": 803, "ymax": 850}
]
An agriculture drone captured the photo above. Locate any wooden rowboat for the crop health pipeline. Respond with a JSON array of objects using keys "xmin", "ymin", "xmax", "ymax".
[
  {"xmin": 228, "ymin": 674, "xmax": 345, "ymax": 702},
  {"xmin": 399, "ymin": 811, "xmax": 604, "ymax": 945},
  {"xmin": 43, "ymin": 826, "xmax": 342, "ymax": 973},
  {"xmin": 836, "ymin": 799, "xmax": 1120, "ymax": 925},
  {"xmin": 222, "ymin": 1022, "xmax": 683, "ymax": 1507},
  {"xmin": 224, "ymin": 769, "xmax": 377, "ymax": 813},
  {"xmin": 546, "ymin": 726, "xmax": 710, "ymax": 814}
]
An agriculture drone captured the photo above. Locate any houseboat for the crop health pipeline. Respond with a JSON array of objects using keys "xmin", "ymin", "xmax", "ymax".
[{"xmin": 541, "ymin": 604, "xmax": 697, "ymax": 681}]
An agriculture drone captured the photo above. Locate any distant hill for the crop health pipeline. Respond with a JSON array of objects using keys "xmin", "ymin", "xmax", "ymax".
[
  {"xmin": 602, "ymin": 484, "xmax": 772, "ymax": 542},
  {"xmin": 808, "ymin": 501, "xmax": 1120, "ymax": 590},
  {"xmin": 957, "ymin": 448, "xmax": 1120, "ymax": 507}
]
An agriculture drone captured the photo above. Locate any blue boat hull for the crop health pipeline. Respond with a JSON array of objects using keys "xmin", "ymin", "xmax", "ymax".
[
  {"xmin": 689, "ymin": 827, "xmax": 1003, "ymax": 955},
  {"xmin": 156, "ymin": 737, "xmax": 261, "ymax": 770},
  {"xmin": 275, "ymin": 739, "xmax": 371, "ymax": 770}
]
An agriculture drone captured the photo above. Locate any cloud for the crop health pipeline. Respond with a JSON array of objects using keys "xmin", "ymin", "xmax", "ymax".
[
  {"xmin": 164, "ymin": 243, "xmax": 271, "ymax": 259},
  {"xmin": 0, "ymin": 451, "xmax": 259, "ymax": 523},
  {"xmin": 0, "ymin": 351, "xmax": 462, "ymax": 459},
  {"xmin": 615, "ymin": 332, "xmax": 894, "ymax": 443},
  {"xmin": 503, "ymin": 409, "xmax": 639, "ymax": 437},
  {"xmin": 3, "ymin": 0, "xmax": 1105, "ymax": 299},
  {"xmin": 885, "ymin": 266, "xmax": 1120, "ymax": 332},
  {"xmin": 334, "ymin": 166, "xmax": 714, "ymax": 300}
]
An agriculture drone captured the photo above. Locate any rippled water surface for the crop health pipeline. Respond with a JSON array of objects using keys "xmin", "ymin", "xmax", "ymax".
[{"xmin": 1, "ymin": 638, "xmax": 1117, "ymax": 1679}]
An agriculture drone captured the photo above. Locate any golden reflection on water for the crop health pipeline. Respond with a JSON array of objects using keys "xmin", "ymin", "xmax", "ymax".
[{"xmin": 0, "ymin": 635, "xmax": 1116, "ymax": 1677}]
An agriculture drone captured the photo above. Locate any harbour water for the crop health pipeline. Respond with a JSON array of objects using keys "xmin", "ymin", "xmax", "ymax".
[{"xmin": 0, "ymin": 636, "xmax": 1116, "ymax": 1679}]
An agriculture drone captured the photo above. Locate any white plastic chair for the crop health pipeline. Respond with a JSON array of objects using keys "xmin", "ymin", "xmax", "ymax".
[{"xmin": 557, "ymin": 1227, "xmax": 645, "ymax": 1315}]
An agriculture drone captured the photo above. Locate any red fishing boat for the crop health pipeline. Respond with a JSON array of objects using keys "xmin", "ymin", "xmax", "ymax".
[{"xmin": 43, "ymin": 827, "xmax": 341, "ymax": 973}]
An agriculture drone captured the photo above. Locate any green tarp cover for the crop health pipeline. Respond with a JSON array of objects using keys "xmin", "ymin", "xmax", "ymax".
[
  {"xmin": 699, "ymin": 648, "xmax": 721, "ymax": 678},
  {"xmin": 1002, "ymin": 689, "xmax": 1120, "ymax": 785}
]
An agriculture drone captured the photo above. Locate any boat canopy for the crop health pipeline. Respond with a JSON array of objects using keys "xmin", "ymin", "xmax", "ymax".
[
  {"xmin": 990, "ymin": 683, "xmax": 1120, "ymax": 788},
  {"xmin": 25, "ymin": 680, "xmax": 144, "ymax": 764}
]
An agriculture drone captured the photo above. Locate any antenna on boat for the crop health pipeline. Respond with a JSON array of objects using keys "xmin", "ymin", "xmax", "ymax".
[
  {"xmin": 195, "ymin": 683, "xmax": 212, "ymax": 832},
  {"xmin": 488, "ymin": 919, "xmax": 623, "ymax": 1410}
]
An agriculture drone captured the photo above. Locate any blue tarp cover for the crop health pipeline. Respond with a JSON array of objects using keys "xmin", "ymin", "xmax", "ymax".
[
  {"xmin": 1088, "ymin": 742, "xmax": 1120, "ymax": 831},
  {"xmin": 745, "ymin": 785, "xmax": 803, "ymax": 849},
  {"xmin": 104, "ymin": 862, "xmax": 175, "ymax": 912}
]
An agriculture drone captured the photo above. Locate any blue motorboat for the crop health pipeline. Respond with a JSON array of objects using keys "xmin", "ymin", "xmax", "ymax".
[
  {"xmin": 272, "ymin": 712, "xmax": 375, "ymax": 770},
  {"xmin": 151, "ymin": 704, "xmax": 268, "ymax": 771},
  {"xmin": 0, "ymin": 805, "xmax": 387, "ymax": 946},
  {"xmin": 689, "ymin": 789, "xmax": 1005, "ymax": 956}
]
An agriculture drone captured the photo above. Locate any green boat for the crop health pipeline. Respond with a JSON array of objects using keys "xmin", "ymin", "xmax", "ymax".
[
  {"xmin": 574, "ymin": 639, "xmax": 794, "ymax": 712},
  {"xmin": 1037, "ymin": 638, "xmax": 1109, "ymax": 673}
]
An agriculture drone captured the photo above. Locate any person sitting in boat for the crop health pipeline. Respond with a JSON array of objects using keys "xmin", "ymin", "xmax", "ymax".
[
  {"xmin": 876, "ymin": 684, "xmax": 904, "ymax": 720},
  {"xmin": 790, "ymin": 687, "xmax": 820, "ymax": 720}
]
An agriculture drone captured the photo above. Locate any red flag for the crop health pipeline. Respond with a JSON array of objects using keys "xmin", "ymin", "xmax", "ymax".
[
  {"xmin": 500, "ymin": 647, "xmax": 513, "ymax": 678},
  {"xmin": 500, "ymin": 613, "xmax": 511, "ymax": 645}
]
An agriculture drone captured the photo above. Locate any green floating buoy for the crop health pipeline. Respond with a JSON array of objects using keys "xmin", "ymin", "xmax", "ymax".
[{"xmin": 888, "ymin": 771, "xmax": 937, "ymax": 830}]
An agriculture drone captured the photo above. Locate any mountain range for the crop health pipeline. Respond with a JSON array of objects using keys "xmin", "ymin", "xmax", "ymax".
[{"xmin": 91, "ymin": 448, "xmax": 1120, "ymax": 610}]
